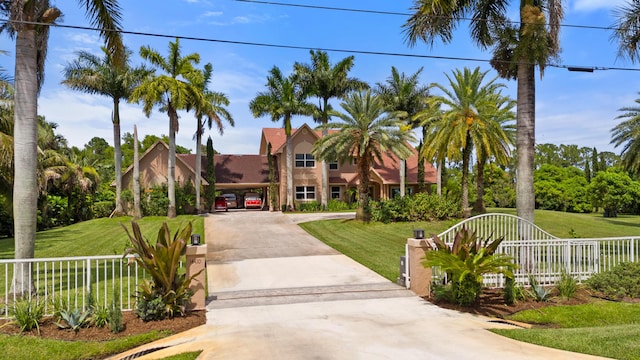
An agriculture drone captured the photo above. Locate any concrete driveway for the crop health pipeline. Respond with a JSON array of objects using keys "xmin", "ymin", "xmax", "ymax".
[{"xmin": 115, "ymin": 211, "xmax": 609, "ymax": 360}]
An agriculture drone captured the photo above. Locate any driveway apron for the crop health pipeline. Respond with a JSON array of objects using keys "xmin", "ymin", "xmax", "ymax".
[{"xmin": 114, "ymin": 211, "xmax": 610, "ymax": 360}]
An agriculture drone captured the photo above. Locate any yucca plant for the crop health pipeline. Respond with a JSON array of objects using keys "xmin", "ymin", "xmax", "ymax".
[
  {"xmin": 423, "ymin": 227, "xmax": 517, "ymax": 306},
  {"xmin": 2, "ymin": 299, "xmax": 45, "ymax": 334},
  {"xmin": 122, "ymin": 221, "xmax": 203, "ymax": 320}
]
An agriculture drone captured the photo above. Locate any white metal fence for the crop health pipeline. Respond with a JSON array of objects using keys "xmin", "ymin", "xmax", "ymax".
[
  {"xmin": 0, "ymin": 255, "xmax": 152, "ymax": 319},
  {"xmin": 424, "ymin": 213, "xmax": 640, "ymax": 288}
]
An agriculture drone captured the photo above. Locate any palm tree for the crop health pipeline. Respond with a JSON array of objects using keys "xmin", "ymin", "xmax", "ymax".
[
  {"xmin": 403, "ymin": 0, "xmax": 563, "ymax": 223},
  {"xmin": 0, "ymin": 0, "xmax": 123, "ymax": 296},
  {"xmin": 130, "ymin": 38, "xmax": 201, "ymax": 218},
  {"xmin": 312, "ymin": 90, "xmax": 416, "ymax": 222},
  {"xmin": 421, "ymin": 67, "xmax": 514, "ymax": 218},
  {"xmin": 188, "ymin": 63, "xmax": 233, "ymax": 213},
  {"xmin": 611, "ymin": 94, "xmax": 640, "ymax": 175},
  {"xmin": 294, "ymin": 50, "xmax": 368, "ymax": 209},
  {"xmin": 375, "ymin": 66, "xmax": 429, "ymax": 196},
  {"xmin": 249, "ymin": 66, "xmax": 315, "ymax": 211},
  {"xmin": 62, "ymin": 47, "xmax": 149, "ymax": 216},
  {"xmin": 612, "ymin": 2, "xmax": 640, "ymax": 63}
]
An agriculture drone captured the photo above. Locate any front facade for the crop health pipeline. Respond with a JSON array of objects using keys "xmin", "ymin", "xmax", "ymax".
[{"xmin": 119, "ymin": 124, "xmax": 437, "ymax": 211}]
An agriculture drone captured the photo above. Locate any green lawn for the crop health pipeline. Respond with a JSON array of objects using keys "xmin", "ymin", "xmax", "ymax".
[
  {"xmin": 0, "ymin": 215, "xmax": 205, "ymax": 259},
  {"xmin": 300, "ymin": 209, "xmax": 640, "ymax": 360}
]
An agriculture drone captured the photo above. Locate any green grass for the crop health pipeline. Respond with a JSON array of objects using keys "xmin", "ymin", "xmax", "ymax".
[
  {"xmin": 161, "ymin": 351, "xmax": 203, "ymax": 360},
  {"xmin": 0, "ymin": 215, "xmax": 205, "ymax": 259},
  {"xmin": 0, "ymin": 330, "xmax": 171, "ymax": 360},
  {"xmin": 300, "ymin": 209, "xmax": 640, "ymax": 359}
]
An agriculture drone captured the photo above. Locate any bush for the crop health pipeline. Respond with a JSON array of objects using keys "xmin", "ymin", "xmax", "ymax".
[
  {"xmin": 585, "ymin": 262, "xmax": 640, "ymax": 299},
  {"xmin": 327, "ymin": 199, "xmax": 351, "ymax": 211},
  {"xmin": 297, "ymin": 201, "xmax": 321, "ymax": 212},
  {"xmin": 93, "ymin": 201, "xmax": 115, "ymax": 218},
  {"xmin": 9, "ymin": 299, "xmax": 45, "ymax": 334},
  {"xmin": 556, "ymin": 270, "xmax": 578, "ymax": 299},
  {"xmin": 370, "ymin": 193, "xmax": 460, "ymax": 223},
  {"xmin": 142, "ymin": 185, "xmax": 170, "ymax": 216},
  {"xmin": 123, "ymin": 221, "xmax": 201, "ymax": 320}
]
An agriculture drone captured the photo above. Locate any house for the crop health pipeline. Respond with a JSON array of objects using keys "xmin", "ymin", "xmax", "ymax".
[{"xmin": 119, "ymin": 124, "xmax": 436, "ymax": 211}]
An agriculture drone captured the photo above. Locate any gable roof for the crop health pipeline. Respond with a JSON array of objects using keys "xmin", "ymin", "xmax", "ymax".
[
  {"xmin": 260, "ymin": 123, "xmax": 323, "ymax": 155},
  {"xmin": 179, "ymin": 153, "xmax": 274, "ymax": 185}
]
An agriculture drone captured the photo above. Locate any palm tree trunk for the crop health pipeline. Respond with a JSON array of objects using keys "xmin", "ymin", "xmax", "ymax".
[
  {"xmin": 321, "ymin": 129, "xmax": 328, "ymax": 209},
  {"xmin": 461, "ymin": 142, "xmax": 472, "ymax": 218},
  {"xmin": 195, "ymin": 118, "xmax": 202, "ymax": 214},
  {"xmin": 437, "ymin": 160, "xmax": 443, "ymax": 196},
  {"xmin": 400, "ymin": 159, "xmax": 406, "ymax": 197},
  {"xmin": 11, "ymin": 28, "xmax": 38, "ymax": 297},
  {"xmin": 286, "ymin": 134, "xmax": 294, "ymax": 211},
  {"xmin": 356, "ymin": 155, "xmax": 371, "ymax": 222},
  {"xmin": 113, "ymin": 99, "xmax": 124, "ymax": 215},
  {"xmin": 133, "ymin": 125, "xmax": 141, "ymax": 219},
  {"xmin": 167, "ymin": 107, "xmax": 178, "ymax": 218},
  {"xmin": 473, "ymin": 157, "xmax": 487, "ymax": 214},
  {"xmin": 516, "ymin": 63, "xmax": 536, "ymax": 223}
]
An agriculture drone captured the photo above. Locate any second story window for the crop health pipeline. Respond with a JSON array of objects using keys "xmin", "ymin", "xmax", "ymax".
[
  {"xmin": 295, "ymin": 153, "xmax": 315, "ymax": 168},
  {"xmin": 329, "ymin": 161, "xmax": 339, "ymax": 170}
]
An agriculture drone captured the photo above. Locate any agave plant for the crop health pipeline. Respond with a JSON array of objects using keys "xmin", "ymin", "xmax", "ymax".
[
  {"xmin": 56, "ymin": 308, "xmax": 91, "ymax": 333},
  {"xmin": 423, "ymin": 227, "xmax": 517, "ymax": 306},
  {"xmin": 122, "ymin": 221, "xmax": 203, "ymax": 320}
]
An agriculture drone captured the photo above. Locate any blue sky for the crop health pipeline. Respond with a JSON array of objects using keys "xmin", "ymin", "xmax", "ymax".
[{"xmin": 0, "ymin": 0, "xmax": 637, "ymax": 155}]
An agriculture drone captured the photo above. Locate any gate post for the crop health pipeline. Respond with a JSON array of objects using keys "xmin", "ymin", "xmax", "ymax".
[
  {"xmin": 407, "ymin": 237, "xmax": 435, "ymax": 297},
  {"xmin": 186, "ymin": 244, "xmax": 208, "ymax": 310}
]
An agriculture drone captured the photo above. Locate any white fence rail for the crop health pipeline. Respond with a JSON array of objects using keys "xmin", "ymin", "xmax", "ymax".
[
  {"xmin": 0, "ymin": 255, "xmax": 156, "ymax": 319},
  {"xmin": 425, "ymin": 213, "xmax": 640, "ymax": 288}
]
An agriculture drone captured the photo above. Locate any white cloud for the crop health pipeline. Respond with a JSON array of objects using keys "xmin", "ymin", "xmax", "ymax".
[{"xmin": 201, "ymin": 11, "xmax": 223, "ymax": 18}]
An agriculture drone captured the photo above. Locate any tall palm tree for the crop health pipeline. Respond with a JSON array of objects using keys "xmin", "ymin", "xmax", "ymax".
[
  {"xmin": 188, "ymin": 63, "xmax": 233, "ymax": 213},
  {"xmin": 611, "ymin": 94, "xmax": 640, "ymax": 175},
  {"xmin": 421, "ymin": 67, "xmax": 514, "ymax": 218},
  {"xmin": 375, "ymin": 66, "xmax": 429, "ymax": 196},
  {"xmin": 403, "ymin": 0, "xmax": 563, "ymax": 223},
  {"xmin": 294, "ymin": 50, "xmax": 368, "ymax": 209},
  {"xmin": 0, "ymin": 0, "xmax": 123, "ymax": 296},
  {"xmin": 612, "ymin": 2, "xmax": 640, "ymax": 63},
  {"xmin": 249, "ymin": 66, "xmax": 315, "ymax": 211},
  {"xmin": 312, "ymin": 90, "xmax": 416, "ymax": 222},
  {"xmin": 130, "ymin": 38, "xmax": 201, "ymax": 218},
  {"xmin": 62, "ymin": 47, "xmax": 149, "ymax": 216}
]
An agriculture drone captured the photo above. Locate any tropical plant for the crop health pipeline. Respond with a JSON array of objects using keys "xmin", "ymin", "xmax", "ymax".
[
  {"xmin": 91, "ymin": 305, "xmax": 110, "ymax": 328},
  {"xmin": 294, "ymin": 50, "xmax": 368, "ymax": 208},
  {"xmin": 122, "ymin": 221, "xmax": 202, "ymax": 320},
  {"xmin": 423, "ymin": 227, "xmax": 517, "ymax": 306},
  {"xmin": 375, "ymin": 66, "xmax": 430, "ymax": 196},
  {"xmin": 204, "ymin": 136, "xmax": 216, "ymax": 211},
  {"xmin": 62, "ymin": 47, "xmax": 150, "ymax": 216},
  {"xmin": 56, "ymin": 308, "xmax": 92, "ymax": 333},
  {"xmin": 249, "ymin": 66, "xmax": 316, "ymax": 211},
  {"xmin": 527, "ymin": 275, "xmax": 552, "ymax": 302},
  {"xmin": 612, "ymin": 1, "xmax": 640, "ymax": 63},
  {"xmin": 188, "ymin": 63, "xmax": 233, "ymax": 213},
  {"xmin": 556, "ymin": 269, "xmax": 578, "ymax": 299},
  {"xmin": 610, "ymin": 94, "xmax": 640, "ymax": 175},
  {"xmin": 418, "ymin": 67, "xmax": 515, "ymax": 217},
  {"xmin": 130, "ymin": 38, "xmax": 202, "ymax": 218},
  {"xmin": 312, "ymin": 90, "xmax": 415, "ymax": 222},
  {"xmin": 403, "ymin": 0, "xmax": 563, "ymax": 224},
  {"xmin": 6, "ymin": 298, "xmax": 45, "ymax": 334},
  {"xmin": 1, "ymin": 0, "xmax": 124, "ymax": 298}
]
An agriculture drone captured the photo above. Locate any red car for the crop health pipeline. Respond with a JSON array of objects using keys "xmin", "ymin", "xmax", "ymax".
[
  {"xmin": 244, "ymin": 192, "xmax": 262, "ymax": 210},
  {"xmin": 214, "ymin": 196, "xmax": 228, "ymax": 212}
]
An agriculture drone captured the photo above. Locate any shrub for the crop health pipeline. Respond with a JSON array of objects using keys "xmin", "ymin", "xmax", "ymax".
[
  {"xmin": 123, "ymin": 221, "xmax": 201, "ymax": 320},
  {"xmin": 141, "ymin": 185, "xmax": 170, "ymax": 216},
  {"xmin": 297, "ymin": 201, "xmax": 321, "ymax": 212},
  {"xmin": 9, "ymin": 299, "xmax": 45, "ymax": 334},
  {"xmin": 92, "ymin": 305, "xmax": 110, "ymax": 328},
  {"xmin": 528, "ymin": 276, "xmax": 552, "ymax": 302},
  {"xmin": 93, "ymin": 201, "xmax": 115, "ymax": 218},
  {"xmin": 585, "ymin": 262, "xmax": 640, "ymax": 299},
  {"xmin": 327, "ymin": 199, "xmax": 350, "ymax": 211},
  {"xmin": 56, "ymin": 308, "xmax": 91, "ymax": 333},
  {"xmin": 503, "ymin": 277, "xmax": 517, "ymax": 305},
  {"xmin": 109, "ymin": 286, "xmax": 124, "ymax": 333},
  {"xmin": 369, "ymin": 193, "xmax": 460, "ymax": 223},
  {"xmin": 556, "ymin": 270, "xmax": 578, "ymax": 299},
  {"xmin": 423, "ymin": 227, "xmax": 517, "ymax": 306}
]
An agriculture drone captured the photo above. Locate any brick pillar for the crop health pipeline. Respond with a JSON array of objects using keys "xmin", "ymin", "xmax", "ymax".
[
  {"xmin": 186, "ymin": 244, "xmax": 207, "ymax": 310},
  {"xmin": 407, "ymin": 237, "xmax": 435, "ymax": 297}
]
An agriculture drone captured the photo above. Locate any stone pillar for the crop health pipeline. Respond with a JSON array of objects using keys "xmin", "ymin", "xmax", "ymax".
[
  {"xmin": 186, "ymin": 244, "xmax": 208, "ymax": 310},
  {"xmin": 407, "ymin": 237, "xmax": 435, "ymax": 298}
]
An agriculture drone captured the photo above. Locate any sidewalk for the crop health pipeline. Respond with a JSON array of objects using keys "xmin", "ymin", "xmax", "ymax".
[{"xmin": 112, "ymin": 211, "xmax": 610, "ymax": 360}]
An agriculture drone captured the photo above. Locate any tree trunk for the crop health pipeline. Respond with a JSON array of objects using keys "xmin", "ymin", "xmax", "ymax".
[
  {"xmin": 400, "ymin": 159, "xmax": 406, "ymax": 197},
  {"xmin": 473, "ymin": 158, "xmax": 487, "ymax": 214},
  {"xmin": 113, "ymin": 99, "xmax": 124, "ymax": 215},
  {"xmin": 167, "ymin": 107, "xmax": 178, "ymax": 218},
  {"xmin": 286, "ymin": 134, "xmax": 294, "ymax": 211},
  {"xmin": 11, "ymin": 28, "xmax": 38, "ymax": 297},
  {"xmin": 437, "ymin": 159, "xmax": 443, "ymax": 196},
  {"xmin": 516, "ymin": 63, "xmax": 536, "ymax": 223},
  {"xmin": 417, "ymin": 139, "xmax": 425, "ymax": 193},
  {"xmin": 195, "ymin": 117, "xmax": 202, "ymax": 214},
  {"xmin": 356, "ymin": 155, "xmax": 371, "ymax": 222},
  {"xmin": 133, "ymin": 125, "xmax": 141, "ymax": 219},
  {"xmin": 461, "ymin": 140, "xmax": 472, "ymax": 218}
]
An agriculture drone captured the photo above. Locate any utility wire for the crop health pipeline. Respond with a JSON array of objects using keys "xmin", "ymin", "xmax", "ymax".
[
  {"xmin": 2, "ymin": 18, "xmax": 638, "ymax": 72},
  {"xmin": 234, "ymin": 0, "xmax": 617, "ymax": 31}
]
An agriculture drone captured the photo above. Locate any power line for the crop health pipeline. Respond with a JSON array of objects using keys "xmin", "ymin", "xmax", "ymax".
[
  {"xmin": 2, "ymin": 18, "xmax": 639, "ymax": 72},
  {"xmin": 234, "ymin": 0, "xmax": 617, "ymax": 32}
]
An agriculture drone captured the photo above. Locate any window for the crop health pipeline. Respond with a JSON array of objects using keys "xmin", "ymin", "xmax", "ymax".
[
  {"xmin": 295, "ymin": 153, "xmax": 315, "ymax": 168},
  {"xmin": 331, "ymin": 186, "xmax": 341, "ymax": 199},
  {"xmin": 329, "ymin": 161, "xmax": 339, "ymax": 170},
  {"xmin": 296, "ymin": 186, "xmax": 316, "ymax": 200}
]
